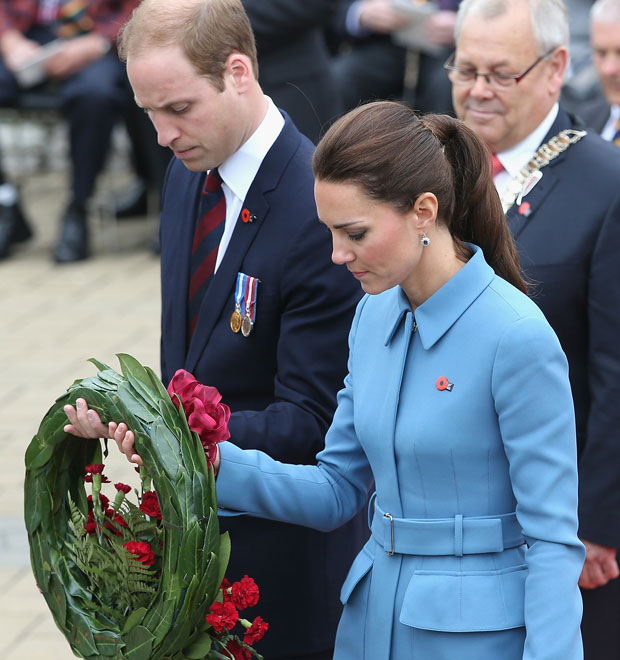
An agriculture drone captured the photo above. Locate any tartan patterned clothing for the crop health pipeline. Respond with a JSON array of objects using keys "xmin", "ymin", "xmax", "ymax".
[{"xmin": 0, "ymin": 0, "xmax": 139, "ymax": 43}]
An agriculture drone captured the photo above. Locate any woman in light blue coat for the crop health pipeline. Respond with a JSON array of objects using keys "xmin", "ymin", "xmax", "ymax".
[
  {"xmin": 92, "ymin": 102, "xmax": 585, "ymax": 659},
  {"xmin": 214, "ymin": 103, "xmax": 585, "ymax": 659}
]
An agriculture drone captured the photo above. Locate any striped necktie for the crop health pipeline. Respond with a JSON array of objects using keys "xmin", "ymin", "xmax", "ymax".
[
  {"xmin": 613, "ymin": 119, "xmax": 620, "ymax": 147},
  {"xmin": 187, "ymin": 169, "xmax": 226, "ymax": 340}
]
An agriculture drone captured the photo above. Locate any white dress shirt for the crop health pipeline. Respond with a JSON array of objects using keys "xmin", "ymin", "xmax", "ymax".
[
  {"xmin": 493, "ymin": 103, "xmax": 559, "ymax": 199},
  {"xmin": 214, "ymin": 97, "xmax": 284, "ymax": 272},
  {"xmin": 600, "ymin": 104, "xmax": 620, "ymax": 142}
]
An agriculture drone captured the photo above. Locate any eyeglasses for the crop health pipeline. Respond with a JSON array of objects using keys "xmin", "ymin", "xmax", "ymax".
[{"xmin": 443, "ymin": 48, "xmax": 557, "ymax": 89}]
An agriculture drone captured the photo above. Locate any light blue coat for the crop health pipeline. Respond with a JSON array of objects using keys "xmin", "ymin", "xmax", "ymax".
[{"xmin": 217, "ymin": 246, "xmax": 585, "ymax": 660}]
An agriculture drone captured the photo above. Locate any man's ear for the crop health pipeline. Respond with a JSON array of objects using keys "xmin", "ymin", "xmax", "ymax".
[
  {"xmin": 547, "ymin": 46, "xmax": 569, "ymax": 97},
  {"xmin": 225, "ymin": 52, "xmax": 254, "ymax": 92}
]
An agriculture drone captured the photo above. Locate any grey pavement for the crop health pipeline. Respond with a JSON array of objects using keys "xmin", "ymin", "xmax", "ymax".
[{"xmin": 0, "ymin": 129, "xmax": 161, "ymax": 658}]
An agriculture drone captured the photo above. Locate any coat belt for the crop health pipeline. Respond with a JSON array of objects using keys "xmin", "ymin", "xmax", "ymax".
[{"xmin": 370, "ymin": 496, "xmax": 525, "ymax": 557}]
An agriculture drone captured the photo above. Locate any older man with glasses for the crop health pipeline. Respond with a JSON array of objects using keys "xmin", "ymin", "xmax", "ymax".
[{"xmin": 448, "ymin": 1, "xmax": 620, "ymax": 658}]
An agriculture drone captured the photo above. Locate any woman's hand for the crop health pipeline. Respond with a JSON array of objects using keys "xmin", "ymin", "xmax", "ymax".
[{"xmin": 64, "ymin": 398, "xmax": 143, "ymax": 466}]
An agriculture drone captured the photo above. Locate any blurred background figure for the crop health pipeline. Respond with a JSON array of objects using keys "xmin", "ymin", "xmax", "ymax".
[
  {"xmin": 560, "ymin": 0, "xmax": 604, "ymax": 114},
  {"xmin": 0, "ymin": 0, "xmax": 140, "ymax": 263},
  {"xmin": 580, "ymin": 0, "xmax": 620, "ymax": 140},
  {"xmin": 117, "ymin": 0, "xmax": 341, "ymax": 223},
  {"xmin": 327, "ymin": 0, "xmax": 459, "ymax": 115}
]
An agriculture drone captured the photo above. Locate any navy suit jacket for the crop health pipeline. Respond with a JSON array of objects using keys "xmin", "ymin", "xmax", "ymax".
[
  {"xmin": 159, "ymin": 114, "xmax": 367, "ymax": 657},
  {"xmin": 506, "ymin": 109, "xmax": 620, "ymax": 548}
]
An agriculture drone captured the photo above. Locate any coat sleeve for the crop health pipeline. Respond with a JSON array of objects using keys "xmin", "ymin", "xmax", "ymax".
[
  {"xmin": 217, "ymin": 298, "xmax": 374, "ymax": 531},
  {"xmin": 492, "ymin": 315, "xmax": 585, "ymax": 660}
]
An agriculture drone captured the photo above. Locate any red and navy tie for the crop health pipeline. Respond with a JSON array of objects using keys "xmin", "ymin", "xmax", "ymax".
[{"xmin": 187, "ymin": 169, "xmax": 226, "ymax": 340}]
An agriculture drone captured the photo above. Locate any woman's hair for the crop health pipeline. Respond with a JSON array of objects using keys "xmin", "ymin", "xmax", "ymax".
[
  {"xmin": 118, "ymin": 0, "xmax": 258, "ymax": 92},
  {"xmin": 313, "ymin": 101, "xmax": 527, "ymax": 294},
  {"xmin": 455, "ymin": 0, "xmax": 569, "ymax": 56}
]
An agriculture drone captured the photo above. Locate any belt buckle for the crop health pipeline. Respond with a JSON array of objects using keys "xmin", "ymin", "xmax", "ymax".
[{"xmin": 383, "ymin": 512, "xmax": 395, "ymax": 556}]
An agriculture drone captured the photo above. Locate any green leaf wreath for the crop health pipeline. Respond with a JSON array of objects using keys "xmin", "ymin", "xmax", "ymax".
[{"xmin": 24, "ymin": 354, "xmax": 233, "ymax": 660}]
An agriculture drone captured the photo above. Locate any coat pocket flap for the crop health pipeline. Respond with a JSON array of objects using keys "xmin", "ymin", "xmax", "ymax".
[
  {"xmin": 399, "ymin": 565, "xmax": 527, "ymax": 632},
  {"xmin": 340, "ymin": 546, "xmax": 374, "ymax": 604}
]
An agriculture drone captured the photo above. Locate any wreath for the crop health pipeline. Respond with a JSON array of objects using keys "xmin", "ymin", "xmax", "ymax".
[{"xmin": 24, "ymin": 354, "xmax": 266, "ymax": 660}]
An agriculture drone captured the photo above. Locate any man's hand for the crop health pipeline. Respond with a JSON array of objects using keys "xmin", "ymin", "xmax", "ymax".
[
  {"xmin": 579, "ymin": 539, "xmax": 620, "ymax": 589},
  {"xmin": 359, "ymin": 0, "xmax": 410, "ymax": 34},
  {"xmin": 0, "ymin": 30, "xmax": 41, "ymax": 72},
  {"xmin": 425, "ymin": 11, "xmax": 457, "ymax": 46},
  {"xmin": 64, "ymin": 398, "xmax": 143, "ymax": 465},
  {"xmin": 45, "ymin": 34, "xmax": 110, "ymax": 79}
]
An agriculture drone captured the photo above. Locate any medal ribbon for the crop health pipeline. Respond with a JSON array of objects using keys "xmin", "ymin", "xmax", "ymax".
[{"xmin": 244, "ymin": 276, "xmax": 258, "ymax": 323}]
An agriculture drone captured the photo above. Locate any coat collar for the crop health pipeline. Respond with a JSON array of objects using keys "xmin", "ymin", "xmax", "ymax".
[{"xmin": 384, "ymin": 245, "xmax": 495, "ymax": 349}]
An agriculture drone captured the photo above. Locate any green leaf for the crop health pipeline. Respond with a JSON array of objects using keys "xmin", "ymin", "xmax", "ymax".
[
  {"xmin": 88, "ymin": 357, "xmax": 112, "ymax": 372},
  {"xmin": 122, "ymin": 625, "xmax": 154, "ymax": 660},
  {"xmin": 25, "ymin": 438, "xmax": 55, "ymax": 470},
  {"xmin": 183, "ymin": 631, "xmax": 213, "ymax": 659},
  {"xmin": 121, "ymin": 607, "xmax": 148, "ymax": 635}
]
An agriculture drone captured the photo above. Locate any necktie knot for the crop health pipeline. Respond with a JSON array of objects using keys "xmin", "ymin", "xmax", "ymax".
[
  {"xmin": 490, "ymin": 153, "xmax": 504, "ymax": 178},
  {"xmin": 204, "ymin": 169, "xmax": 223, "ymax": 193}
]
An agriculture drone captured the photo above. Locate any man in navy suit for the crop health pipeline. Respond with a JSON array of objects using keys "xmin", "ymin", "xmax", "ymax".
[
  {"xmin": 581, "ymin": 0, "xmax": 620, "ymax": 142},
  {"xmin": 450, "ymin": 1, "xmax": 620, "ymax": 657},
  {"xmin": 117, "ymin": 1, "xmax": 366, "ymax": 658}
]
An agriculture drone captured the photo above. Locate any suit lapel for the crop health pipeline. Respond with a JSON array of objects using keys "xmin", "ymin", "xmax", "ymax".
[
  {"xmin": 185, "ymin": 115, "xmax": 302, "ymax": 373},
  {"xmin": 506, "ymin": 111, "xmax": 575, "ymax": 239}
]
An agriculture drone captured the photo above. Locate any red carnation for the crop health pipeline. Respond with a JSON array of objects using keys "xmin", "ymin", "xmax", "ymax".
[
  {"xmin": 225, "ymin": 639, "xmax": 251, "ymax": 660},
  {"xmin": 167, "ymin": 370, "xmax": 231, "ymax": 457},
  {"xmin": 87, "ymin": 493, "xmax": 110, "ymax": 510},
  {"xmin": 85, "ymin": 464, "xmax": 105, "ymax": 474},
  {"xmin": 114, "ymin": 482, "xmax": 132, "ymax": 494},
  {"xmin": 206, "ymin": 600, "xmax": 239, "ymax": 632},
  {"xmin": 231, "ymin": 575, "xmax": 260, "ymax": 610},
  {"xmin": 104, "ymin": 513, "xmax": 128, "ymax": 536},
  {"xmin": 243, "ymin": 616, "xmax": 269, "ymax": 645},
  {"xmin": 139, "ymin": 491, "xmax": 162, "ymax": 519},
  {"xmin": 123, "ymin": 541, "xmax": 155, "ymax": 566},
  {"xmin": 84, "ymin": 520, "xmax": 97, "ymax": 535}
]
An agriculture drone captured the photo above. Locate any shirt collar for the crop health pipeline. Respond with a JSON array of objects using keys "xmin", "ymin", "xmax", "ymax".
[
  {"xmin": 495, "ymin": 103, "xmax": 559, "ymax": 178},
  {"xmin": 218, "ymin": 96, "xmax": 284, "ymax": 203},
  {"xmin": 601, "ymin": 104, "xmax": 620, "ymax": 141},
  {"xmin": 384, "ymin": 245, "xmax": 495, "ymax": 348}
]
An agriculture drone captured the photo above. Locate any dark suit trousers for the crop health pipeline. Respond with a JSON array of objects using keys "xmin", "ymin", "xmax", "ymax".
[
  {"xmin": 581, "ymin": 578, "xmax": 620, "ymax": 659},
  {"xmin": 0, "ymin": 26, "xmax": 128, "ymax": 203}
]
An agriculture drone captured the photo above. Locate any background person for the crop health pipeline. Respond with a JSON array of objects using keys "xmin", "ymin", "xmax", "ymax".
[
  {"xmin": 580, "ymin": 0, "xmax": 620, "ymax": 142},
  {"xmin": 448, "ymin": 1, "xmax": 620, "ymax": 657},
  {"xmin": 65, "ymin": 1, "xmax": 368, "ymax": 658},
  {"xmin": 0, "ymin": 0, "xmax": 140, "ymax": 262}
]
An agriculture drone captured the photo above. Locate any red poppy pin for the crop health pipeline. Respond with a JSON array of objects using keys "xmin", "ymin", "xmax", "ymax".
[
  {"xmin": 436, "ymin": 376, "xmax": 454, "ymax": 392},
  {"xmin": 241, "ymin": 208, "xmax": 256, "ymax": 223},
  {"xmin": 518, "ymin": 201, "xmax": 531, "ymax": 216}
]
